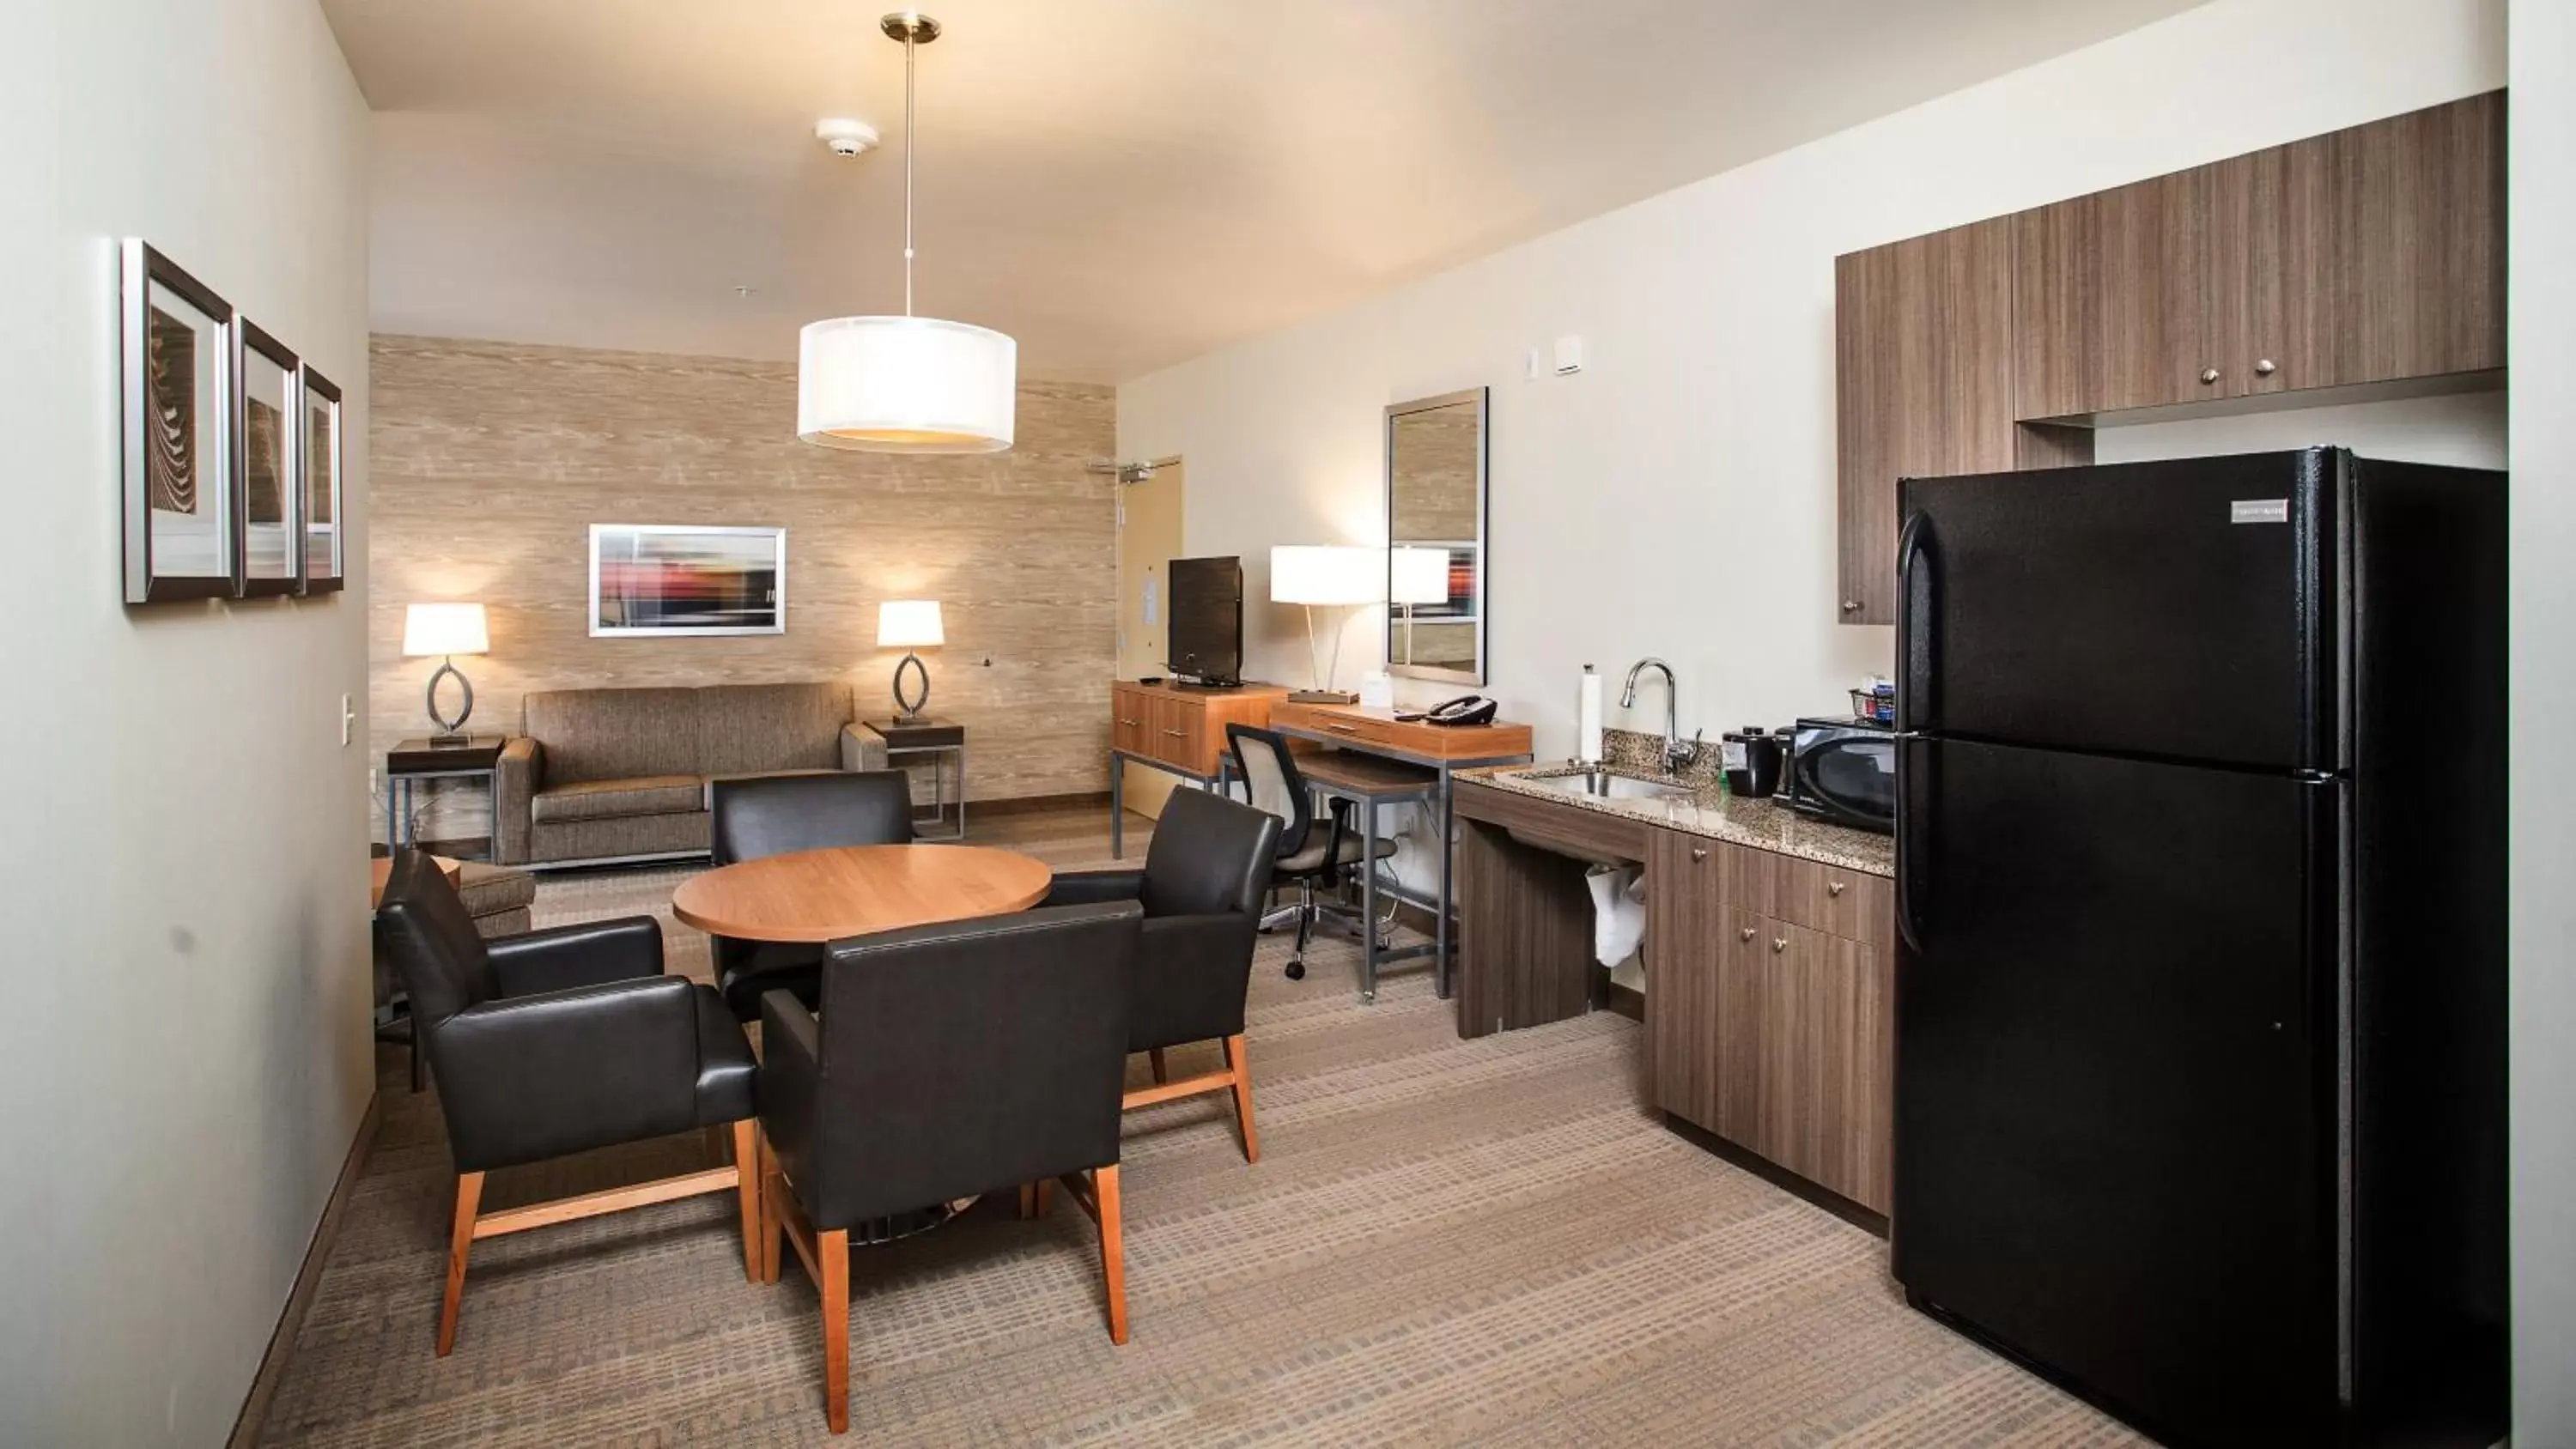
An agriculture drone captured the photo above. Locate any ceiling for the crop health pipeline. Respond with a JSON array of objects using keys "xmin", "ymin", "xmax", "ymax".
[{"xmin": 325, "ymin": 0, "xmax": 2201, "ymax": 384}]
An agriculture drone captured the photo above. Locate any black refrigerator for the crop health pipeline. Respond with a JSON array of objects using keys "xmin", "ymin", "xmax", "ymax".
[{"xmin": 1889, "ymin": 449, "xmax": 2507, "ymax": 1449}]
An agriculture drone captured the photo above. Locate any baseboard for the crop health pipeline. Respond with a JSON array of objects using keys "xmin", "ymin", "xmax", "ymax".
[
  {"xmin": 227, "ymin": 1088, "xmax": 382, "ymax": 1449},
  {"xmin": 972, "ymin": 790, "xmax": 1110, "ymax": 819}
]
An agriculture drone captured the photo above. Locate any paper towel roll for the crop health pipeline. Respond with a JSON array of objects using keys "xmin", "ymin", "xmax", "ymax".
[{"xmin": 1577, "ymin": 665, "xmax": 1604, "ymax": 764}]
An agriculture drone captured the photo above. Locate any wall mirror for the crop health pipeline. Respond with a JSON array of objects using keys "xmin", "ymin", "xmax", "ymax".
[{"xmin": 1384, "ymin": 386, "xmax": 1488, "ymax": 684}]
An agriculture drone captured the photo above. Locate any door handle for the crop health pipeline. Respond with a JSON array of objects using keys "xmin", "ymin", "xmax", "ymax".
[
  {"xmin": 1896, "ymin": 734, "xmax": 1928, "ymax": 956},
  {"xmin": 1897, "ymin": 510, "xmax": 1934, "ymax": 732}
]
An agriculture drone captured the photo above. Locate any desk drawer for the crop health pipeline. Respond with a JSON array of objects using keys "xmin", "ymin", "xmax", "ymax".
[{"xmin": 1297, "ymin": 711, "xmax": 1405, "ymax": 749}]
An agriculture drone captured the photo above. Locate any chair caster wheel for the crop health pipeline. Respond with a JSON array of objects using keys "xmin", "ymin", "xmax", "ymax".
[
  {"xmin": 1284, "ymin": 959, "xmax": 1306, "ymax": 981},
  {"xmin": 1359, "ymin": 991, "xmax": 1376, "ymax": 1004}
]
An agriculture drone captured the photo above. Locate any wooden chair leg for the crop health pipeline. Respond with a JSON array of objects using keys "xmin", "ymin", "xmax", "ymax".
[
  {"xmin": 1223, "ymin": 1034, "xmax": 1261, "ymax": 1164},
  {"xmin": 437, "ymin": 1171, "xmax": 484, "ymax": 1357},
  {"xmin": 1096, "ymin": 1165, "xmax": 1128, "ymax": 1346},
  {"xmin": 1033, "ymin": 1177, "xmax": 1053, "ymax": 1217},
  {"xmin": 759, "ymin": 1137, "xmax": 784, "ymax": 1285},
  {"xmin": 821, "ymin": 1228, "xmax": 851, "ymax": 1434},
  {"xmin": 1018, "ymin": 1183, "xmax": 1036, "ymax": 1219},
  {"xmin": 1148, "ymin": 1047, "xmax": 1168, "ymax": 1084},
  {"xmin": 732, "ymin": 1119, "xmax": 761, "ymax": 1282}
]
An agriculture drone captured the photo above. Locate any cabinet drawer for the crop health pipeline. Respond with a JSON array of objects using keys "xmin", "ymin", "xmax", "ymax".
[
  {"xmin": 1766, "ymin": 855, "xmax": 1891, "ymax": 943},
  {"xmin": 1111, "ymin": 688, "xmax": 1150, "ymax": 755},
  {"xmin": 1297, "ymin": 710, "xmax": 1405, "ymax": 750},
  {"xmin": 1149, "ymin": 697, "xmax": 1206, "ymax": 773}
]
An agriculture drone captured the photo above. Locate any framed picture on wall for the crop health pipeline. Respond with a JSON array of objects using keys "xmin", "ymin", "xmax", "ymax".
[
  {"xmin": 120, "ymin": 239, "xmax": 238, "ymax": 603},
  {"xmin": 299, "ymin": 365, "xmax": 344, "ymax": 593},
  {"xmin": 588, "ymin": 524, "xmax": 787, "ymax": 637},
  {"xmin": 235, "ymin": 320, "xmax": 303, "ymax": 596}
]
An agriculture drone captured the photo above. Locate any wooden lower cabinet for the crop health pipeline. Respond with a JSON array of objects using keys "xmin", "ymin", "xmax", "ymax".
[{"xmin": 1647, "ymin": 826, "xmax": 1893, "ymax": 1216}]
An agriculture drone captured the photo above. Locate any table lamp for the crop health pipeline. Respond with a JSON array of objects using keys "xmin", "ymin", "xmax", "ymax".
[
  {"xmin": 878, "ymin": 599, "xmax": 944, "ymax": 721},
  {"xmin": 1270, "ymin": 545, "xmax": 1381, "ymax": 704},
  {"xmin": 403, "ymin": 602, "xmax": 489, "ymax": 745},
  {"xmin": 1389, "ymin": 546, "xmax": 1449, "ymax": 668}
]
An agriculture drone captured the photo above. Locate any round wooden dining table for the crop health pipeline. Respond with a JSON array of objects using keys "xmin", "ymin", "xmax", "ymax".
[{"xmin": 670, "ymin": 843, "xmax": 1054, "ymax": 943}]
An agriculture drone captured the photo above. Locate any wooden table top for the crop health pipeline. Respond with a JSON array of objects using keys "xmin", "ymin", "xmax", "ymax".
[
  {"xmin": 670, "ymin": 844, "xmax": 1054, "ymax": 944},
  {"xmin": 370, "ymin": 854, "xmax": 461, "ymax": 909}
]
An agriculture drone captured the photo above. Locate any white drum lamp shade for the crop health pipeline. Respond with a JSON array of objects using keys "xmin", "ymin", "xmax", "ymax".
[
  {"xmin": 1390, "ymin": 547, "xmax": 1450, "ymax": 606},
  {"xmin": 402, "ymin": 602, "xmax": 489, "ymax": 658},
  {"xmin": 876, "ymin": 598, "xmax": 945, "ymax": 647},
  {"xmin": 1269, "ymin": 545, "xmax": 1382, "ymax": 606},
  {"xmin": 799, "ymin": 317, "xmax": 1016, "ymax": 454}
]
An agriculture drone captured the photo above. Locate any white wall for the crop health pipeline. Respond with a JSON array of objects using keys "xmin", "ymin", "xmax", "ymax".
[
  {"xmin": 1119, "ymin": 0, "xmax": 2505, "ymax": 758},
  {"xmin": 0, "ymin": 2, "xmax": 373, "ymax": 1444},
  {"xmin": 2507, "ymin": 0, "xmax": 2574, "ymax": 1437}
]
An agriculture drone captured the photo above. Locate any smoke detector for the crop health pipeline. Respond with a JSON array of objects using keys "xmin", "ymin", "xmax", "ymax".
[{"xmin": 814, "ymin": 118, "xmax": 880, "ymax": 158}]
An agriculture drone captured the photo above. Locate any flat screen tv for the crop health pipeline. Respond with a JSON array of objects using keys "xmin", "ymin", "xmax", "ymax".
[{"xmin": 1166, "ymin": 555, "xmax": 1243, "ymax": 687}]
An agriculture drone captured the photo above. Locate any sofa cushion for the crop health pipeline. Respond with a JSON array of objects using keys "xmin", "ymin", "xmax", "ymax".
[
  {"xmin": 453, "ymin": 861, "xmax": 537, "ymax": 918},
  {"xmin": 522, "ymin": 688, "xmax": 702, "ymax": 785},
  {"xmin": 531, "ymin": 775, "xmax": 707, "ymax": 825},
  {"xmin": 698, "ymin": 682, "xmax": 852, "ymax": 779}
]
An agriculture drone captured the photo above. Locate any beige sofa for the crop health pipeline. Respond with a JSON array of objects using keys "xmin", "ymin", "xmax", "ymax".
[{"xmin": 495, "ymin": 682, "xmax": 888, "ymax": 866}]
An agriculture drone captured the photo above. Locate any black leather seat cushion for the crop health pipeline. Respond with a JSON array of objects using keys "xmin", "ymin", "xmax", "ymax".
[{"xmin": 716, "ymin": 939, "xmax": 822, "ymax": 1022}]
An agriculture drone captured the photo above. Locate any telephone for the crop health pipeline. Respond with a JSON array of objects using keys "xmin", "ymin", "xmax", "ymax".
[{"xmin": 1400, "ymin": 694, "xmax": 1498, "ymax": 728}]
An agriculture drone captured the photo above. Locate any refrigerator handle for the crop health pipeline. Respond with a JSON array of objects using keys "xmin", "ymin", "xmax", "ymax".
[
  {"xmin": 1896, "ymin": 733, "xmax": 1926, "ymax": 955},
  {"xmin": 1896, "ymin": 510, "xmax": 1933, "ymax": 732}
]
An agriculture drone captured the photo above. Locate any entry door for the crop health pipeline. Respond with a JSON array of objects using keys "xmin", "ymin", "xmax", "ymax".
[{"xmin": 1115, "ymin": 460, "xmax": 1186, "ymax": 822}]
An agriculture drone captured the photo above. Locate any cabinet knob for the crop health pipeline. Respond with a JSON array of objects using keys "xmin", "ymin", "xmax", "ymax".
[
  {"xmin": 1771, "ymin": 937, "xmax": 1789, "ymax": 954},
  {"xmin": 1827, "ymin": 880, "xmax": 1846, "ymax": 898},
  {"xmin": 2255, "ymin": 358, "xmax": 2277, "ymax": 376},
  {"xmin": 1691, "ymin": 846, "xmax": 1709, "ymax": 862},
  {"xmin": 1840, "ymin": 599, "xmax": 1863, "ymax": 613},
  {"xmin": 2200, "ymin": 367, "xmax": 2221, "ymax": 385},
  {"xmin": 1739, "ymin": 925, "xmax": 1756, "ymax": 941}
]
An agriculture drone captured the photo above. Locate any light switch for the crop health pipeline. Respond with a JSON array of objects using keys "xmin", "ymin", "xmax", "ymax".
[
  {"xmin": 1552, "ymin": 335, "xmax": 1584, "ymax": 375},
  {"xmin": 1524, "ymin": 346, "xmax": 1542, "ymax": 380}
]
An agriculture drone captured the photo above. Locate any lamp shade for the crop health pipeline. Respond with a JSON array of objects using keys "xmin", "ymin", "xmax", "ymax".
[
  {"xmin": 877, "ymin": 599, "xmax": 945, "ymax": 648},
  {"xmin": 402, "ymin": 602, "xmax": 489, "ymax": 658},
  {"xmin": 1270, "ymin": 545, "xmax": 1382, "ymax": 606},
  {"xmin": 1390, "ymin": 547, "xmax": 1450, "ymax": 606},
  {"xmin": 798, "ymin": 316, "xmax": 1017, "ymax": 454}
]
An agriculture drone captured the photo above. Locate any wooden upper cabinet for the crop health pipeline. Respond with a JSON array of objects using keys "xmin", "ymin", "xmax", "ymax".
[
  {"xmin": 2014, "ymin": 163, "xmax": 2227, "ymax": 415},
  {"xmin": 2232, "ymin": 90, "xmax": 2506, "ymax": 395},
  {"xmin": 1832, "ymin": 216, "xmax": 2016, "ymax": 626}
]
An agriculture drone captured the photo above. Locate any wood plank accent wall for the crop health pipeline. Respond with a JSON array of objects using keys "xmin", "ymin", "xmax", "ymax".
[{"xmin": 368, "ymin": 336, "xmax": 1116, "ymax": 837}]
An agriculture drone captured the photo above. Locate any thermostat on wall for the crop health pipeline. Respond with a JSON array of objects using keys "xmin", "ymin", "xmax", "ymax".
[{"xmin": 1552, "ymin": 335, "xmax": 1584, "ymax": 374}]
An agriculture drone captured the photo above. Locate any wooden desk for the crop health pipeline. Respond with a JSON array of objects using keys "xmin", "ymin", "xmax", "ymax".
[
  {"xmin": 1107, "ymin": 680, "xmax": 1290, "ymax": 858},
  {"xmin": 1260, "ymin": 701, "xmax": 1534, "ymax": 1003},
  {"xmin": 671, "ymin": 845, "xmax": 1052, "ymax": 943}
]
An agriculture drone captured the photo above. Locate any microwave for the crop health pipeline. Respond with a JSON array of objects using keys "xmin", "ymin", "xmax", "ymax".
[{"xmin": 1781, "ymin": 716, "xmax": 1895, "ymax": 834}]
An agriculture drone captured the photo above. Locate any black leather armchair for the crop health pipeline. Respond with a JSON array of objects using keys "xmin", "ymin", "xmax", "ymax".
[
  {"xmin": 373, "ymin": 849, "xmax": 760, "ymax": 1356},
  {"xmin": 708, "ymin": 770, "xmax": 914, "ymax": 1021},
  {"xmin": 756, "ymin": 904, "xmax": 1144, "ymax": 1434},
  {"xmin": 1042, "ymin": 786, "xmax": 1281, "ymax": 1161}
]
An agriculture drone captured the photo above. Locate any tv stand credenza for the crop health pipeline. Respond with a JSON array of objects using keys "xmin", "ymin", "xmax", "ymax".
[{"xmin": 1109, "ymin": 679, "xmax": 1290, "ymax": 857}]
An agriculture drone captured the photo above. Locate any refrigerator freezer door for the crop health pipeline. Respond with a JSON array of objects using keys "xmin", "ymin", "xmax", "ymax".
[
  {"xmin": 1898, "ymin": 449, "xmax": 2336, "ymax": 772},
  {"xmin": 1893, "ymin": 736, "xmax": 2339, "ymax": 1445}
]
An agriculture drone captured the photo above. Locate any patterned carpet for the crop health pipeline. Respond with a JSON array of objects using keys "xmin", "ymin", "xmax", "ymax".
[{"xmin": 259, "ymin": 829, "xmax": 2148, "ymax": 1446}]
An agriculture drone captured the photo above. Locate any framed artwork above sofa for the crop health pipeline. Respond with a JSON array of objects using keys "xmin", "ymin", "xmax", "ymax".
[{"xmin": 588, "ymin": 523, "xmax": 786, "ymax": 637}]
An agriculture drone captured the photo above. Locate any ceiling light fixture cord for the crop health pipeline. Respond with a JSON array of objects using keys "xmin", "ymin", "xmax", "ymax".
[{"xmin": 902, "ymin": 21, "xmax": 916, "ymax": 318}]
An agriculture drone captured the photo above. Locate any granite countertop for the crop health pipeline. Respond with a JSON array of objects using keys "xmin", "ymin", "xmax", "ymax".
[{"xmin": 1460, "ymin": 761, "xmax": 1894, "ymax": 877}]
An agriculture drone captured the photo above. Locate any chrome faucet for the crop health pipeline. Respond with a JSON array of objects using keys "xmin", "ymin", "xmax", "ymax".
[{"xmin": 1620, "ymin": 657, "xmax": 1701, "ymax": 774}]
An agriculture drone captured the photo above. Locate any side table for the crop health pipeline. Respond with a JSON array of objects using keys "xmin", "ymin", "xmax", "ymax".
[
  {"xmin": 859, "ymin": 717, "xmax": 966, "ymax": 840},
  {"xmin": 386, "ymin": 735, "xmax": 506, "ymax": 860}
]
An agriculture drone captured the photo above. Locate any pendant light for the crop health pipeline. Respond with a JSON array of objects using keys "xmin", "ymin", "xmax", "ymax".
[{"xmin": 798, "ymin": 11, "xmax": 1017, "ymax": 454}]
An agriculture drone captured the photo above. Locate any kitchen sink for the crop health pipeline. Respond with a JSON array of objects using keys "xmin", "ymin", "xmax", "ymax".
[{"xmin": 1525, "ymin": 769, "xmax": 1694, "ymax": 803}]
